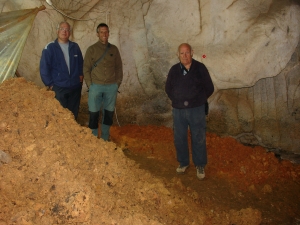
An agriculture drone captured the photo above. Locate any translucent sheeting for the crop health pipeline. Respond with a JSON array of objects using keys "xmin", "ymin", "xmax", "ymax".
[{"xmin": 0, "ymin": 6, "xmax": 45, "ymax": 83}]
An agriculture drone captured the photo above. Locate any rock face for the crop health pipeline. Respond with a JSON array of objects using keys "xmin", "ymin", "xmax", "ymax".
[
  {"xmin": 208, "ymin": 43, "xmax": 300, "ymax": 153},
  {"xmin": 1, "ymin": 0, "xmax": 300, "ymax": 153}
]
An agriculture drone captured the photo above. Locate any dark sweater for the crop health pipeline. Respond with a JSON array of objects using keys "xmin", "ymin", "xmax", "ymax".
[{"xmin": 165, "ymin": 59, "xmax": 214, "ymax": 109}]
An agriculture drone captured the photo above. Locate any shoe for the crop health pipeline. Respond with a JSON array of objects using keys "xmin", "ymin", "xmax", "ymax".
[
  {"xmin": 196, "ymin": 166, "xmax": 205, "ymax": 180},
  {"xmin": 176, "ymin": 165, "xmax": 189, "ymax": 174}
]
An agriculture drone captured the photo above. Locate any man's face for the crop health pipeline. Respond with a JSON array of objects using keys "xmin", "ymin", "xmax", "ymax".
[
  {"xmin": 97, "ymin": 26, "xmax": 109, "ymax": 44},
  {"xmin": 178, "ymin": 44, "xmax": 193, "ymax": 67},
  {"xmin": 57, "ymin": 23, "xmax": 71, "ymax": 43}
]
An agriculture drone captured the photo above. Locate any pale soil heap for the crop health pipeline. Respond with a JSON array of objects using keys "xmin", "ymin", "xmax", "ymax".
[{"xmin": 0, "ymin": 78, "xmax": 263, "ymax": 224}]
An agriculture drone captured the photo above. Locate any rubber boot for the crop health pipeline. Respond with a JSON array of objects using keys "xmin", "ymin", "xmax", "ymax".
[
  {"xmin": 101, "ymin": 124, "xmax": 110, "ymax": 141},
  {"xmin": 92, "ymin": 128, "xmax": 98, "ymax": 137}
]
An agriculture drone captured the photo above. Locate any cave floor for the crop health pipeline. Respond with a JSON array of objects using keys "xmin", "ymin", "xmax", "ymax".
[
  {"xmin": 76, "ymin": 94, "xmax": 300, "ymax": 225},
  {"xmin": 107, "ymin": 124, "xmax": 300, "ymax": 225},
  {"xmin": 1, "ymin": 77, "xmax": 299, "ymax": 224}
]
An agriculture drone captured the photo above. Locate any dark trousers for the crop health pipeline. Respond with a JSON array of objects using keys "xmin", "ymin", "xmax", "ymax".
[
  {"xmin": 53, "ymin": 85, "xmax": 82, "ymax": 119},
  {"xmin": 172, "ymin": 104, "xmax": 207, "ymax": 167}
]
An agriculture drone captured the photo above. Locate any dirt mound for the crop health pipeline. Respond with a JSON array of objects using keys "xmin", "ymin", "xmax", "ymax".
[{"xmin": 0, "ymin": 78, "xmax": 298, "ymax": 224}]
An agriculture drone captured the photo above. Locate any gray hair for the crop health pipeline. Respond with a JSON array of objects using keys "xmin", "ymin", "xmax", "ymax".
[
  {"xmin": 57, "ymin": 21, "xmax": 71, "ymax": 30},
  {"xmin": 177, "ymin": 43, "xmax": 192, "ymax": 54}
]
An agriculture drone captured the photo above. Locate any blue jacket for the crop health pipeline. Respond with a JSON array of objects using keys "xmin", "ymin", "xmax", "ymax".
[{"xmin": 40, "ymin": 39, "xmax": 83, "ymax": 89}]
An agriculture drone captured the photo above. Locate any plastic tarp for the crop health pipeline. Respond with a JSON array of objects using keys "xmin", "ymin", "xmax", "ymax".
[{"xmin": 0, "ymin": 6, "xmax": 45, "ymax": 84}]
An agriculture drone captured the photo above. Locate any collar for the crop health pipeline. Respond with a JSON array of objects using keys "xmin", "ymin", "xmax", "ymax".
[{"xmin": 180, "ymin": 63, "xmax": 189, "ymax": 75}]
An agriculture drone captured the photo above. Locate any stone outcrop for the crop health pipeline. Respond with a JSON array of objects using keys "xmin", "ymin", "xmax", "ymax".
[
  {"xmin": 1, "ymin": 0, "xmax": 300, "ymax": 153},
  {"xmin": 208, "ymin": 43, "xmax": 300, "ymax": 153}
]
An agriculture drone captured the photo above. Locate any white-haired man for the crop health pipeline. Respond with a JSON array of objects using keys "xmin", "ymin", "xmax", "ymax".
[
  {"xmin": 165, "ymin": 43, "xmax": 214, "ymax": 180},
  {"xmin": 40, "ymin": 21, "xmax": 83, "ymax": 120}
]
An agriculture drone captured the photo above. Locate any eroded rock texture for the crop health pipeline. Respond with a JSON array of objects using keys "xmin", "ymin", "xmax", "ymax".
[
  {"xmin": 1, "ymin": 0, "xmax": 300, "ymax": 153},
  {"xmin": 209, "ymin": 43, "xmax": 300, "ymax": 153}
]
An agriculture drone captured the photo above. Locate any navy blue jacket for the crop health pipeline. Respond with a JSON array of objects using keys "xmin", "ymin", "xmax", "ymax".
[
  {"xmin": 165, "ymin": 59, "xmax": 214, "ymax": 109},
  {"xmin": 40, "ymin": 39, "xmax": 83, "ymax": 89}
]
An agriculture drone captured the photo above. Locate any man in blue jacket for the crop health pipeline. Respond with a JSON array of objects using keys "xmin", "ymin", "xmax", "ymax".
[
  {"xmin": 165, "ymin": 43, "xmax": 214, "ymax": 180},
  {"xmin": 40, "ymin": 21, "xmax": 83, "ymax": 120}
]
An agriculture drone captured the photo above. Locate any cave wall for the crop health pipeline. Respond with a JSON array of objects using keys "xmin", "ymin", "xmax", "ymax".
[
  {"xmin": 1, "ymin": 0, "xmax": 300, "ymax": 153},
  {"xmin": 208, "ymin": 42, "xmax": 300, "ymax": 153}
]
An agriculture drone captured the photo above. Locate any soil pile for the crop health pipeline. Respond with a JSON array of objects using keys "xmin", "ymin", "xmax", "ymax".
[{"xmin": 0, "ymin": 78, "xmax": 299, "ymax": 224}]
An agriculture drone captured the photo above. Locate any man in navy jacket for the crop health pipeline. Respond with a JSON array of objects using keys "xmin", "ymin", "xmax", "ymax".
[
  {"xmin": 165, "ymin": 43, "xmax": 214, "ymax": 180},
  {"xmin": 40, "ymin": 21, "xmax": 83, "ymax": 120}
]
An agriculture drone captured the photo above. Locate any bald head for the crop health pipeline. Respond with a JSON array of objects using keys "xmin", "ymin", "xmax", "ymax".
[
  {"xmin": 177, "ymin": 43, "xmax": 192, "ymax": 54},
  {"xmin": 177, "ymin": 43, "xmax": 193, "ymax": 69}
]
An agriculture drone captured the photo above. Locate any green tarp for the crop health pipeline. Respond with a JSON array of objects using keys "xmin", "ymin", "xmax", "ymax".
[{"xmin": 0, "ymin": 6, "xmax": 45, "ymax": 83}]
